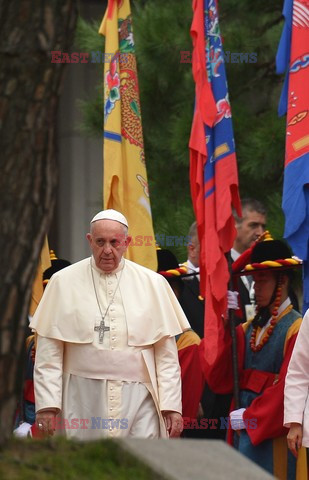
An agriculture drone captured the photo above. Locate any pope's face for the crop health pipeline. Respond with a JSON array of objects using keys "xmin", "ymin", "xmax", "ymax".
[
  {"xmin": 253, "ymin": 271, "xmax": 277, "ymax": 308},
  {"xmin": 86, "ymin": 220, "xmax": 131, "ymax": 273}
]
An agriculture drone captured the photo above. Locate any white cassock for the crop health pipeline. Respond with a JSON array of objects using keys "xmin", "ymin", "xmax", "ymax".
[
  {"xmin": 284, "ymin": 309, "xmax": 309, "ymax": 447},
  {"xmin": 30, "ymin": 257, "xmax": 190, "ymax": 440}
]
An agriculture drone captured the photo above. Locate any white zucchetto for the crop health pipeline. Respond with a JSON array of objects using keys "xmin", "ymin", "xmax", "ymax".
[{"xmin": 90, "ymin": 209, "xmax": 128, "ymax": 227}]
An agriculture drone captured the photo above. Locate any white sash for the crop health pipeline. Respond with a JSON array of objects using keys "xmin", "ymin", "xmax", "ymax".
[{"xmin": 63, "ymin": 344, "xmax": 150, "ymax": 382}]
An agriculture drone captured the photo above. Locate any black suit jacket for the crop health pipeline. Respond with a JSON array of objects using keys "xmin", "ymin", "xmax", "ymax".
[
  {"xmin": 235, "ymin": 276, "xmax": 251, "ymax": 323},
  {"xmin": 180, "ymin": 277, "xmax": 205, "ymax": 338}
]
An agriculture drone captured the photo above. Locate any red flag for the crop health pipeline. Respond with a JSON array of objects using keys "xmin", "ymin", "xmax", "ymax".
[{"xmin": 189, "ymin": 0, "xmax": 241, "ymax": 366}]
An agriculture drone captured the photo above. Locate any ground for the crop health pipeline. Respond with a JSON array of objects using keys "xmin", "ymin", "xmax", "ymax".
[{"xmin": 0, "ymin": 437, "xmax": 162, "ymax": 480}]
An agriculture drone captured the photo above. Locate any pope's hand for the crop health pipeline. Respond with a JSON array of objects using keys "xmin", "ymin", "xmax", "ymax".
[
  {"xmin": 162, "ymin": 411, "xmax": 183, "ymax": 438},
  {"xmin": 35, "ymin": 409, "xmax": 57, "ymax": 437},
  {"xmin": 287, "ymin": 422, "xmax": 303, "ymax": 457}
]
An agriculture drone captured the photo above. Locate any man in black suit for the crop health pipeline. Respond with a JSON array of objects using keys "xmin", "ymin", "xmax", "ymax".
[
  {"xmin": 231, "ymin": 198, "xmax": 267, "ymax": 322},
  {"xmin": 180, "ymin": 221, "xmax": 205, "ymax": 338}
]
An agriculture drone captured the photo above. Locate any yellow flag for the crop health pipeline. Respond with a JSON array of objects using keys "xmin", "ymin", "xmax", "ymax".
[
  {"xmin": 29, "ymin": 236, "xmax": 51, "ymax": 316},
  {"xmin": 99, "ymin": 0, "xmax": 157, "ymax": 271}
]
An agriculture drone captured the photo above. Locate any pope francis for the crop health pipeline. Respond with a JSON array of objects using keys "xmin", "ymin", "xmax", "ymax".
[{"xmin": 30, "ymin": 209, "xmax": 190, "ymax": 440}]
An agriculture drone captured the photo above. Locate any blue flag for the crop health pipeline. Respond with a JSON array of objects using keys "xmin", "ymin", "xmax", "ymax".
[{"xmin": 276, "ymin": 0, "xmax": 309, "ymax": 312}]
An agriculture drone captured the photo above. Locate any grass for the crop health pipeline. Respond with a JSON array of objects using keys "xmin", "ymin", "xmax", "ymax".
[{"xmin": 0, "ymin": 437, "xmax": 162, "ymax": 480}]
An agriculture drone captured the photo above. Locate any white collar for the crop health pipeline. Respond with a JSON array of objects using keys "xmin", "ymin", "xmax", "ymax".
[
  {"xmin": 186, "ymin": 259, "xmax": 199, "ymax": 274},
  {"xmin": 231, "ymin": 248, "xmax": 240, "ymax": 261},
  {"xmin": 91, "ymin": 256, "xmax": 125, "ymax": 276}
]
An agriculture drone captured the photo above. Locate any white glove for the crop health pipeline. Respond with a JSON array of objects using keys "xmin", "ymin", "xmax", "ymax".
[
  {"xmin": 227, "ymin": 290, "xmax": 239, "ymax": 310},
  {"xmin": 13, "ymin": 422, "xmax": 32, "ymax": 438},
  {"xmin": 230, "ymin": 408, "xmax": 246, "ymax": 430}
]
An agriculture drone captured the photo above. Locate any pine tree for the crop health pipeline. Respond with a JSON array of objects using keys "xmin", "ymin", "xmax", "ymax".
[
  {"xmin": 222, "ymin": 0, "xmax": 286, "ymax": 238},
  {"xmin": 0, "ymin": 0, "xmax": 77, "ymax": 441}
]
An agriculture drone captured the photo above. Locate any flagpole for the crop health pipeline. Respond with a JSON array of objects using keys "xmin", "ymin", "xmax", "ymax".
[{"xmin": 227, "ymin": 253, "xmax": 240, "ymax": 409}]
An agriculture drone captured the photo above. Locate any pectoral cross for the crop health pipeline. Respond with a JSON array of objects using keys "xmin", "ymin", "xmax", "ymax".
[{"xmin": 94, "ymin": 319, "xmax": 110, "ymax": 344}]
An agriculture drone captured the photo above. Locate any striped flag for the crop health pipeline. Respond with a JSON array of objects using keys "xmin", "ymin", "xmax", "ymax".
[
  {"xmin": 189, "ymin": 0, "xmax": 241, "ymax": 365},
  {"xmin": 276, "ymin": 0, "xmax": 309, "ymax": 311},
  {"xmin": 99, "ymin": 0, "xmax": 157, "ymax": 270}
]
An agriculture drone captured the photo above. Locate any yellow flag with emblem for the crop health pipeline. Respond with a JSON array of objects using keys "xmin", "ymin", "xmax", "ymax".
[{"xmin": 99, "ymin": 0, "xmax": 157, "ymax": 271}]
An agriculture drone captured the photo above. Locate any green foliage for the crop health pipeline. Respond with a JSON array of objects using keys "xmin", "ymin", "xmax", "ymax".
[
  {"xmin": 75, "ymin": 17, "xmax": 103, "ymax": 53},
  {"xmin": 0, "ymin": 438, "xmax": 157, "ymax": 480},
  {"xmin": 77, "ymin": 91, "xmax": 103, "ymax": 138},
  {"xmin": 75, "ymin": 0, "xmax": 289, "ymax": 260},
  {"xmin": 74, "ymin": 17, "xmax": 104, "ymax": 138},
  {"xmin": 219, "ymin": 0, "xmax": 286, "ymax": 237}
]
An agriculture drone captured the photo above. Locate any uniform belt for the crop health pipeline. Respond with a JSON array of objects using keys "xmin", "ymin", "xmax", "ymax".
[{"xmin": 240, "ymin": 368, "xmax": 279, "ymax": 394}]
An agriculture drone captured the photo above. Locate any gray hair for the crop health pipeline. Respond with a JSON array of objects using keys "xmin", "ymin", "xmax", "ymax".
[
  {"xmin": 233, "ymin": 198, "xmax": 267, "ymax": 225},
  {"xmin": 188, "ymin": 221, "xmax": 198, "ymax": 245}
]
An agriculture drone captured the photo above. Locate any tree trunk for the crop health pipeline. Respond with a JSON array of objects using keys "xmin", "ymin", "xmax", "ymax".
[{"xmin": 0, "ymin": 0, "xmax": 77, "ymax": 442}]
